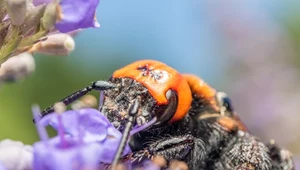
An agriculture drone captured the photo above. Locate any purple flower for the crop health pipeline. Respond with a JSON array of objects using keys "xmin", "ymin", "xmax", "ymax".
[
  {"xmin": 55, "ymin": 0, "xmax": 100, "ymax": 33},
  {"xmin": 32, "ymin": 0, "xmax": 100, "ymax": 33},
  {"xmin": 33, "ymin": 136, "xmax": 103, "ymax": 170},
  {"xmin": 35, "ymin": 107, "xmax": 131, "ymax": 164},
  {"xmin": 33, "ymin": 106, "xmax": 105, "ymax": 170}
]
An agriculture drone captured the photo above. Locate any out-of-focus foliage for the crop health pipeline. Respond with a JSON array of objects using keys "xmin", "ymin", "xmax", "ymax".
[{"xmin": 0, "ymin": 56, "xmax": 121, "ymax": 143}]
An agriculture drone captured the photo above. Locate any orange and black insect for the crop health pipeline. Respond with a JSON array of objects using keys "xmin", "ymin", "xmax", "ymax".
[{"xmin": 37, "ymin": 60, "xmax": 294, "ymax": 170}]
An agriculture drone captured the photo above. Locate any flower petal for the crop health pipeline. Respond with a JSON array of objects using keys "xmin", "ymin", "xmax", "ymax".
[
  {"xmin": 38, "ymin": 108, "xmax": 132, "ymax": 164},
  {"xmin": 97, "ymin": 130, "xmax": 131, "ymax": 163},
  {"xmin": 55, "ymin": 0, "xmax": 100, "ymax": 33},
  {"xmin": 44, "ymin": 109, "xmax": 111, "ymax": 142},
  {"xmin": 33, "ymin": 136, "xmax": 102, "ymax": 170}
]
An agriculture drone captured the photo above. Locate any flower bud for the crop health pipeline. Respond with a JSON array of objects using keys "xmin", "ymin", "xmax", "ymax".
[
  {"xmin": 41, "ymin": 1, "xmax": 59, "ymax": 30},
  {"xmin": 29, "ymin": 33, "xmax": 75, "ymax": 56},
  {"xmin": 0, "ymin": 139, "xmax": 33, "ymax": 170},
  {"xmin": 53, "ymin": 102, "xmax": 66, "ymax": 114},
  {"xmin": 0, "ymin": 0, "xmax": 6, "ymax": 21},
  {"xmin": 5, "ymin": 0, "xmax": 28, "ymax": 25},
  {"xmin": 0, "ymin": 52, "xmax": 35, "ymax": 82},
  {"xmin": 152, "ymin": 155, "xmax": 167, "ymax": 168},
  {"xmin": 20, "ymin": 3, "xmax": 46, "ymax": 35},
  {"xmin": 81, "ymin": 95, "xmax": 98, "ymax": 108},
  {"xmin": 71, "ymin": 95, "xmax": 98, "ymax": 110},
  {"xmin": 169, "ymin": 160, "xmax": 188, "ymax": 170},
  {"xmin": 71, "ymin": 100, "xmax": 84, "ymax": 110}
]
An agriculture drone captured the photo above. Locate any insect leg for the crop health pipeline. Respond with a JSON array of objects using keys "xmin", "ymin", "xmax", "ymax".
[{"xmin": 125, "ymin": 134, "xmax": 204, "ymax": 168}]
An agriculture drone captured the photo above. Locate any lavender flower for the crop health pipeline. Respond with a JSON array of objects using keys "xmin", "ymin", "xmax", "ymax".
[
  {"xmin": 32, "ymin": 0, "xmax": 100, "ymax": 32},
  {"xmin": 33, "ymin": 136, "xmax": 104, "ymax": 170},
  {"xmin": 55, "ymin": 0, "xmax": 100, "ymax": 33},
  {"xmin": 32, "ymin": 105, "xmax": 106, "ymax": 170},
  {"xmin": 40, "ymin": 108, "xmax": 131, "ymax": 163},
  {"xmin": 32, "ymin": 104, "xmax": 131, "ymax": 170},
  {"xmin": 0, "ymin": 0, "xmax": 101, "ymax": 66},
  {"xmin": 33, "ymin": 0, "xmax": 100, "ymax": 32}
]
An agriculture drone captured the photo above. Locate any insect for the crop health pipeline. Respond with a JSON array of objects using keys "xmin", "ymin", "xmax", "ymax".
[{"xmin": 37, "ymin": 60, "xmax": 294, "ymax": 170}]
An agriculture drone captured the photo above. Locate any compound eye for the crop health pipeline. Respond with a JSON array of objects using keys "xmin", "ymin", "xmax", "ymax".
[
  {"xmin": 216, "ymin": 92, "xmax": 234, "ymax": 116},
  {"xmin": 223, "ymin": 96, "xmax": 234, "ymax": 112},
  {"xmin": 155, "ymin": 89, "xmax": 178, "ymax": 125}
]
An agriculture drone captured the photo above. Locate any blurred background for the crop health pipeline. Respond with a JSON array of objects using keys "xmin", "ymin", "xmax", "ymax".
[{"xmin": 1, "ymin": 0, "xmax": 300, "ymax": 167}]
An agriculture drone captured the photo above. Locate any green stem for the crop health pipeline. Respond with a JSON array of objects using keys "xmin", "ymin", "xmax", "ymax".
[{"xmin": 0, "ymin": 26, "xmax": 22, "ymax": 65}]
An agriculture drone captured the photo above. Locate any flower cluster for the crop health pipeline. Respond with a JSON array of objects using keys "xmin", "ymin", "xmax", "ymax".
[
  {"xmin": 0, "ymin": 102, "xmax": 132, "ymax": 170},
  {"xmin": 0, "ymin": 0, "xmax": 100, "ymax": 83},
  {"xmin": 32, "ymin": 102, "xmax": 132, "ymax": 170}
]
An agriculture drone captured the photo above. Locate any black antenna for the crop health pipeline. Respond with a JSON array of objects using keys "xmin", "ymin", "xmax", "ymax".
[
  {"xmin": 111, "ymin": 99, "xmax": 139, "ymax": 169},
  {"xmin": 35, "ymin": 81, "xmax": 116, "ymax": 120}
]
